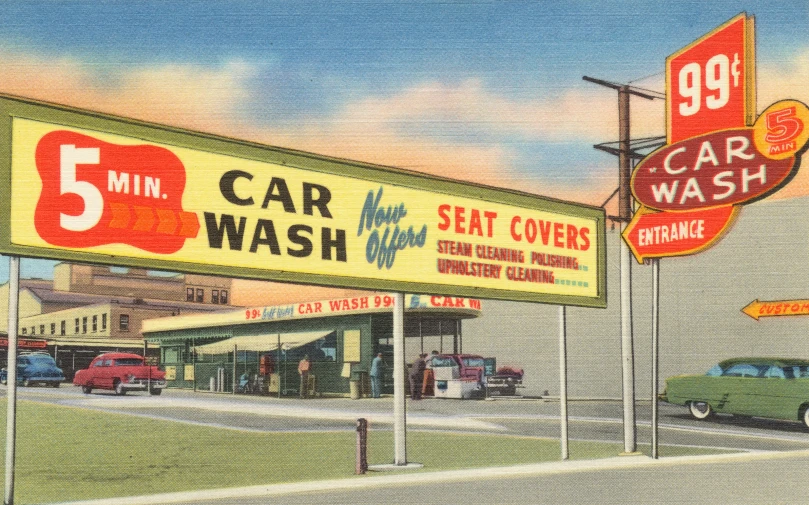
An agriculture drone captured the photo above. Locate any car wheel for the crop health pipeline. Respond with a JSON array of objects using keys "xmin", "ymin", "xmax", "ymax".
[
  {"xmin": 149, "ymin": 388, "xmax": 162, "ymax": 396},
  {"xmin": 114, "ymin": 380, "xmax": 126, "ymax": 396},
  {"xmin": 689, "ymin": 401, "xmax": 713, "ymax": 420},
  {"xmin": 21, "ymin": 379, "xmax": 30, "ymax": 387},
  {"xmin": 81, "ymin": 386, "xmax": 92, "ymax": 395},
  {"xmin": 1, "ymin": 377, "xmax": 6, "ymax": 385},
  {"xmin": 51, "ymin": 382, "xmax": 60, "ymax": 388},
  {"xmin": 801, "ymin": 405, "xmax": 809, "ymax": 429}
]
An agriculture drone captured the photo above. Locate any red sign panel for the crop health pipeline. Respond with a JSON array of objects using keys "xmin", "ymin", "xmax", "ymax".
[
  {"xmin": 34, "ymin": 130, "xmax": 199, "ymax": 255},
  {"xmin": 0, "ymin": 338, "xmax": 47, "ymax": 349},
  {"xmin": 667, "ymin": 14, "xmax": 754, "ymax": 143},
  {"xmin": 622, "ymin": 206, "xmax": 738, "ymax": 262},
  {"xmin": 631, "ymin": 128, "xmax": 799, "ymax": 212}
]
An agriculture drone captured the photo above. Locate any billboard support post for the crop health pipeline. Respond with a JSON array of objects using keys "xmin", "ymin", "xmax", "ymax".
[
  {"xmin": 619, "ymin": 85, "xmax": 637, "ymax": 456},
  {"xmin": 559, "ymin": 305, "xmax": 569, "ymax": 460},
  {"xmin": 4, "ymin": 256, "xmax": 20, "ymax": 505},
  {"xmin": 651, "ymin": 258, "xmax": 660, "ymax": 459},
  {"xmin": 393, "ymin": 292, "xmax": 407, "ymax": 465}
]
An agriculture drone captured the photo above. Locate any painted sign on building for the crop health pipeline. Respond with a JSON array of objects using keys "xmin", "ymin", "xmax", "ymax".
[
  {"xmin": 143, "ymin": 293, "xmax": 482, "ymax": 333},
  {"xmin": 0, "ymin": 95, "xmax": 606, "ymax": 307}
]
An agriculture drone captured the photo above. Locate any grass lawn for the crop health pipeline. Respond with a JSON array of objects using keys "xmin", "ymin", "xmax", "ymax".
[{"xmin": 0, "ymin": 400, "xmax": 731, "ymax": 504}]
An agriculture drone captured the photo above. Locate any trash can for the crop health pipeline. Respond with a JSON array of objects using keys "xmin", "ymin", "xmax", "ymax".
[{"xmin": 349, "ymin": 380, "xmax": 361, "ymax": 400}]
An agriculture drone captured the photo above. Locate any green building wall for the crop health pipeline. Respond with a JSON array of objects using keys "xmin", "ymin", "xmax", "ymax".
[{"xmin": 147, "ymin": 313, "xmax": 387, "ymax": 396}]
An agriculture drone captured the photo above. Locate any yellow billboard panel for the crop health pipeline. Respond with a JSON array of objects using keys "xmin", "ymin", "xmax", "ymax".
[{"xmin": 0, "ymin": 95, "xmax": 606, "ymax": 307}]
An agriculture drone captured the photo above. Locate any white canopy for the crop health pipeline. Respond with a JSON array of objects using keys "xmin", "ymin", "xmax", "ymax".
[{"xmin": 193, "ymin": 331, "xmax": 330, "ymax": 355}]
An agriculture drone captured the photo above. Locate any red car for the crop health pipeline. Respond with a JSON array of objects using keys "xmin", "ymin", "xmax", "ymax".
[{"xmin": 73, "ymin": 352, "xmax": 166, "ymax": 396}]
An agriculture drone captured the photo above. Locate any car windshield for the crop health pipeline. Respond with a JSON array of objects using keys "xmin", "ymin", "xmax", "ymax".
[
  {"xmin": 705, "ymin": 364, "xmax": 723, "ymax": 376},
  {"xmin": 461, "ymin": 357, "xmax": 485, "ymax": 367},
  {"xmin": 721, "ymin": 363, "xmax": 768, "ymax": 377},
  {"xmin": 431, "ymin": 357, "xmax": 457, "ymax": 367},
  {"xmin": 114, "ymin": 358, "xmax": 143, "ymax": 366},
  {"xmin": 24, "ymin": 355, "xmax": 54, "ymax": 364}
]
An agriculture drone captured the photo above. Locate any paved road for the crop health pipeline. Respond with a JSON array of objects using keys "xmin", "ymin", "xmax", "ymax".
[
  {"xmin": 7, "ymin": 386, "xmax": 809, "ymax": 504},
  {"xmin": 7, "ymin": 385, "xmax": 809, "ymax": 453}
]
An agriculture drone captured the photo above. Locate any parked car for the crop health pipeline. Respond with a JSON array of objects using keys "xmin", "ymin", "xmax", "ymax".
[
  {"xmin": 73, "ymin": 352, "xmax": 166, "ymax": 396},
  {"xmin": 422, "ymin": 353, "xmax": 524, "ymax": 398},
  {"xmin": 0, "ymin": 352, "xmax": 64, "ymax": 387},
  {"xmin": 660, "ymin": 357, "xmax": 809, "ymax": 428}
]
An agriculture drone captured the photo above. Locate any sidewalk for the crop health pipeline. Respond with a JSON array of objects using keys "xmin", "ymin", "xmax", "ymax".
[{"xmin": 54, "ymin": 448, "xmax": 809, "ymax": 505}]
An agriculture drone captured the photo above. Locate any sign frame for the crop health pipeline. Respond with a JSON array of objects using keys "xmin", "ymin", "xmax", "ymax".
[{"xmin": 0, "ymin": 93, "xmax": 606, "ymax": 307}]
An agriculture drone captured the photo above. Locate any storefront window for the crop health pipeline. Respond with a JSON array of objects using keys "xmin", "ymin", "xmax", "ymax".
[{"xmin": 283, "ymin": 332, "xmax": 338, "ymax": 362}]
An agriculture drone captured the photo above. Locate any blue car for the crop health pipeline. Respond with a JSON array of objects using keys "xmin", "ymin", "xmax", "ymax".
[{"xmin": 0, "ymin": 352, "xmax": 64, "ymax": 387}]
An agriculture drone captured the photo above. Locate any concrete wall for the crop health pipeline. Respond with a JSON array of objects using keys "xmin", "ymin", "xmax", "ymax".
[{"xmin": 461, "ymin": 196, "xmax": 809, "ymax": 398}]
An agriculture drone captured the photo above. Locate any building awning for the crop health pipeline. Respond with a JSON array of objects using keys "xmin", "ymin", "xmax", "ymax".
[
  {"xmin": 192, "ymin": 331, "xmax": 329, "ymax": 355},
  {"xmin": 46, "ymin": 338, "xmax": 145, "ymax": 349}
]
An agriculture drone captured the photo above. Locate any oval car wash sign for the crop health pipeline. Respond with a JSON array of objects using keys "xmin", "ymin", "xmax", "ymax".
[
  {"xmin": 0, "ymin": 95, "xmax": 605, "ymax": 307},
  {"xmin": 623, "ymin": 13, "xmax": 809, "ymax": 262}
]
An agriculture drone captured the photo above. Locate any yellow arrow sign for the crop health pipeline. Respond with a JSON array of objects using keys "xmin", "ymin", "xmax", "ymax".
[{"xmin": 742, "ymin": 299, "xmax": 809, "ymax": 320}]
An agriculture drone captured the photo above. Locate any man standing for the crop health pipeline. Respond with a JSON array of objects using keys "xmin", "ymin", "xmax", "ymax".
[
  {"xmin": 369, "ymin": 352, "xmax": 384, "ymax": 398},
  {"xmin": 298, "ymin": 354, "xmax": 311, "ymax": 399},
  {"xmin": 409, "ymin": 353, "xmax": 427, "ymax": 400}
]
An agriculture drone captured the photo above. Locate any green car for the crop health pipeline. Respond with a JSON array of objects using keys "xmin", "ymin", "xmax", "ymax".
[{"xmin": 660, "ymin": 357, "xmax": 809, "ymax": 428}]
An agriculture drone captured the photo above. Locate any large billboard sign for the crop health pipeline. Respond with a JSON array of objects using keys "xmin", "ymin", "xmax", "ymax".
[
  {"xmin": 624, "ymin": 13, "xmax": 809, "ymax": 262},
  {"xmin": 0, "ymin": 95, "xmax": 606, "ymax": 307}
]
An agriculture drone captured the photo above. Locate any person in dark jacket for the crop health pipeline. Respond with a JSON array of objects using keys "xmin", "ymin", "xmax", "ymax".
[{"xmin": 409, "ymin": 353, "xmax": 427, "ymax": 400}]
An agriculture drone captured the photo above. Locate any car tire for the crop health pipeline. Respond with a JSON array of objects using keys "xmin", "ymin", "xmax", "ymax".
[
  {"xmin": 149, "ymin": 388, "xmax": 162, "ymax": 396},
  {"xmin": 801, "ymin": 405, "xmax": 809, "ymax": 429},
  {"xmin": 114, "ymin": 380, "xmax": 126, "ymax": 396},
  {"xmin": 81, "ymin": 386, "xmax": 92, "ymax": 394},
  {"xmin": 689, "ymin": 401, "xmax": 713, "ymax": 420},
  {"xmin": 21, "ymin": 379, "xmax": 30, "ymax": 387},
  {"xmin": 1, "ymin": 377, "xmax": 6, "ymax": 385},
  {"xmin": 50, "ymin": 382, "xmax": 60, "ymax": 388}
]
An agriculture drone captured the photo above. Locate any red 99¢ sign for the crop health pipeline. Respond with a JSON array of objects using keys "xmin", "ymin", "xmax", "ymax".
[{"xmin": 667, "ymin": 14, "xmax": 754, "ymax": 143}]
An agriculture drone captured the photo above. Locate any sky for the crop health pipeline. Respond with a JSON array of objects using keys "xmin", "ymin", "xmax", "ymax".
[{"xmin": 0, "ymin": 0, "xmax": 808, "ymax": 281}]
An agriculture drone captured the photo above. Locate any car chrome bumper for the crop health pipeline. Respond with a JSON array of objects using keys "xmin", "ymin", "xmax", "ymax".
[{"xmin": 122, "ymin": 380, "xmax": 167, "ymax": 390}]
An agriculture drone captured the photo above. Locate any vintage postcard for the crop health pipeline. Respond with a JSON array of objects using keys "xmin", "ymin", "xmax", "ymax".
[{"xmin": 0, "ymin": 2, "xmax": 805, "ymax": 504}]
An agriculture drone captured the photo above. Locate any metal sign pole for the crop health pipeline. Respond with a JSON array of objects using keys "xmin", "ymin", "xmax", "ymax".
[
  {"xmin": 393, "ymin": 292, "xmax": 407, "ymax": 465},
  {"xmin": 559, "ymin": 305, "xmax": 569, "ymax": 460},
  {"xmin": 620, "ymin": 225, "xmax": 637, "ymax": 454},
  {"xmin": 4, "ymin": 256, "xmax": 20, "ymax": 505},
  {"xmin": 651, "ymin": 258, "xmax": 660, "ymax": 459}
]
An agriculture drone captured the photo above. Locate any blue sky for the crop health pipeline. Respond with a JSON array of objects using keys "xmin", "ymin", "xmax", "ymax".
[{"xmin": 0, "ymin": 1, "xmax": 808, "ymax": 281}]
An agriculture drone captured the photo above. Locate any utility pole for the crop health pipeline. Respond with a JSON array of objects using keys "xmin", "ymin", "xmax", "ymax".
[{"xmin": 583, "ymin": 76, "xmax": 657, "ymax": 455}]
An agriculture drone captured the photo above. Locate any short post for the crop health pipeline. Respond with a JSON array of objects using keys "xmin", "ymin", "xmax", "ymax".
[{"xmin": 355, "ymin": 418, "xmax": 368, "ymax": 474}]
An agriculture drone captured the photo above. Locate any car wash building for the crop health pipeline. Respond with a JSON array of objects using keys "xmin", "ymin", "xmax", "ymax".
[{"xmin": 142, "ymin": 293, "xmax": 481, "ymax": 396}]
